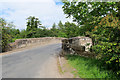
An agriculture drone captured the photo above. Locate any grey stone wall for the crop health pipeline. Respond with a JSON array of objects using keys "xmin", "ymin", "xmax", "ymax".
[
  {"xmin": 7, "ymin": 37, "xmax": 63, "ymax": 51},
  {"xmin": 62, "ymin": 37, "xmax": 93, "ymax": 56}
]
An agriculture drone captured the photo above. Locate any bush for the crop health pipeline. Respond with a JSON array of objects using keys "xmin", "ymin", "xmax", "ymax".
[
  {"xmin": 0, "ymin": 18, "xmax": 14, "ymax": 52},
  {"xmin": 2, "ymin": 27, "xmax": 12, "ymax": 52},
  {"xmin": 87, "ymin": 14, "xmax": 120, "ymax": 76}
]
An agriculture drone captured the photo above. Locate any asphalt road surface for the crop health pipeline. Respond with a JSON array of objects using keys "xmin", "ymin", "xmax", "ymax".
[{"xmin": 2, "ymin": 43, "xmax": 61, "ymax": 78}]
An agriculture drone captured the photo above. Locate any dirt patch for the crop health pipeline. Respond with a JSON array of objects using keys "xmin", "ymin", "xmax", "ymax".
[{"xmin": 58, "ymin": 56, "xmax": 82, "ymax": 78}]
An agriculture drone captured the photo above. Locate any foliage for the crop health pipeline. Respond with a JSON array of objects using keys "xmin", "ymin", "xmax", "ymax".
[
  {"xmin": 19, "ymin": 29, "xmax": 27, "ymax": 38},
  {"xmin": 62, "ymin": 1, "xmax": 120, "ymax": 77},
  {"xmin": 62, "ymin": 1, "xmax": 119, "ymax": 23},
  {"xmin": 58, "ymin": 20, "xmax": 64, "ymax": 29},
  {"xmin": 0, "ymin": 18, "xmax": 23, "ymax": 52},
  {"xmin": 0, "ymin": 18, "xmax": 12, "ymax": 52},
  {"xmin": 26, "ymin": 16, "xmax": 42, "ymax": 38},
  {"xmin": 62, "ymin": 1, "xmax": 120, "ymax": 34},
  {"xmin": 50, "ymin": 23, "xmax": 58, "ymax": 37},
  {"xmin": 87, "ymin": 15, "xmax": 120, "ymax": 76},
  {"xmin": 9, "ymin": 29, "xmax": 20, "ymax": 39},
  {"xmin": 22, "ymin": 16, "xmax": 80, "ymax": 38},
  {"xmin": 63, "ymin": 22, "xmax": 80, "ymax": 38}
]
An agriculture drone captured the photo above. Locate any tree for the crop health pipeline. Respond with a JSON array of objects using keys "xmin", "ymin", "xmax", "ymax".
[
  {"xmin": 87, "ymin": 15, "xmax": 120, "ymax": 76},
  {"xmin": 0, "ymin": 18, "xmax": 12, "ymax": 52},
  {"xmin": 64, "ymin": 22, "xmax": 80, "ymax": 38},
  {"xmin": 63, "ymin": 1, "xmax": 120, "ymax": 22},
  {"xmin": 51, "ymin": 23, "xmax": 58, "ymax": 37},
  {"xmin": 51, "ymin": 23, "xmax": 56, "ymax": 31},
  {"xmin": 58, "ymin": 20, "xmax": 64, "ymax": 29},
  {"xmin": 0, "ymin": 22, "xmax": 2, "ymax": 53},
  {"xmin": 10, "ymin": 29, "xmax": 20, "ymax": 38},
  {"xmin": 62, "ymin": 1, "xmax": 120, "ymax": 34},
  {"xmin": 19, "ymin": 29, "xmax": 27, "ymax": 38},
  {"xmin": 62, "ymin": 1, "xmax": 120, "ymax": 76},
  {"xmin": 57, "ymin": 21, "xmax": 67, "ymax": 37},
  {"xmin": 26, "ymin": 16, "xmax": 41, "ymax": 38}
]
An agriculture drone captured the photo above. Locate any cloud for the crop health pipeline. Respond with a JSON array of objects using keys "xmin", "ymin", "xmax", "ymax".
[{"xmin": 0, "ymin": 0, "xmax": 72, "ymax": 30}]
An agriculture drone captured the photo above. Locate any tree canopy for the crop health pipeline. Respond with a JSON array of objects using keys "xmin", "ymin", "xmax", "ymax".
[
  {"xmin": 26, "ymin": 16, "xmax": 42, "ymax": 38},
  {"xmin": 62, "ymin": 1, "xmax": 120, "ymax": 34}
]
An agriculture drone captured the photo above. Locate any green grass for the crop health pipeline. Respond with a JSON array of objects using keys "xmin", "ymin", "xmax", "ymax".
[
  {"xmin": 11, "ymin": 38, "xmax": 25, "ymax": 43},
  {"xmin": 65, "ymin": 54, "xmax": 118, "ymax": 79},
  {"xmin": 11, "ymin": 38, "xmax": 18, "ymax": 42}
]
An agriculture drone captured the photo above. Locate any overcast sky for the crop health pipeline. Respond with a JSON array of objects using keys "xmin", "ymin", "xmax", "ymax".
[{"xmin": 0, "ymin": 0, "xmax": 72, "ymax": 30}]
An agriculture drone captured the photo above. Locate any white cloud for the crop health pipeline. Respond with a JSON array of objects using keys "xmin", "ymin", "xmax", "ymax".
[{"xmin": 0, "ymin": 0, "xmax": 72, "ymax": 30}]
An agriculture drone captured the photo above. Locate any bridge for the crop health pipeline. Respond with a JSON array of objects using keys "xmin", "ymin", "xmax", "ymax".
[{"xmin": 0, "ymin": 37, "xmax": 92, "ymax": 78}]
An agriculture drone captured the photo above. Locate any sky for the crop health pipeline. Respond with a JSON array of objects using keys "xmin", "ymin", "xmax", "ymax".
[{"xmin": 0, "ymin": 0, "xmax": 72, "ymax": 30}]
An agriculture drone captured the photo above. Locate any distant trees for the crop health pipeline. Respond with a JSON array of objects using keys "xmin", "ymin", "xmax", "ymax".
[
  {"xmin": 57, "ymin": 21, "xmax": 67, "ymax": 37},
  {"xmin": 26, "ymin": 16, "xmax": 81, "ymax": 38},
  {"xmin": 26, "ymin": 16, "xmax": 41, "ymax": 38},
  {"xmin": 27, "ymin": 18, "xmax": 81, "ymax": 38},
  {"xmin": 58, "ymin": 20, "xmax": 64, "ymax": 29},
  {"xmin": 19, "ymin": 29, "xmax": 27, "ymax": 38},
  {"xmin": 0, "ymin": 16, "xmax": 83, "ymax": 52},
  {"xmin": 10, "ymin": 29, "xmax": 20, "ymax": 38},
  {"xmin": 50, "ymin": 21, "xmax": 80, "ymax": 38},
  {"xmin": 50, "ymin": 23, "xmax": 58, "ymax": 37},
  {"xmin": 64, "ymin": 22, "xmax": 80, "ymax": 38}
]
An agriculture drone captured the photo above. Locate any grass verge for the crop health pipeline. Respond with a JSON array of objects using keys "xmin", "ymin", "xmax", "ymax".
[{"xmin": 65, "ymin": 54, "xmax": 118, "ymax": 79}]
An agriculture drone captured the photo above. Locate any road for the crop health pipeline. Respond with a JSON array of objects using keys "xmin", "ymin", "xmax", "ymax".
[{"xmin": 2, "ymin": 43, "xmax": 61, "ymax": 78}]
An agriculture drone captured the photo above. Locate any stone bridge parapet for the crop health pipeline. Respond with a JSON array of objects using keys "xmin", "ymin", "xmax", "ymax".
[
  {"xmin": 7, "ymin": 37, "xmax": 64, "ymax": 51},
  {"xmin": 61, "ymin": 37, "xmax": 94, "ymax": 57}
]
